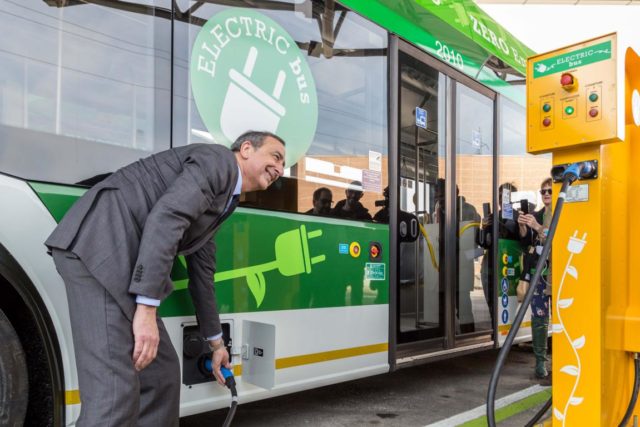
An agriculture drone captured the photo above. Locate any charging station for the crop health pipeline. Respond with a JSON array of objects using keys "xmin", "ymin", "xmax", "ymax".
[{"xmin": 526, "ymin": 32, "xmax": 640, "ymax": 426}]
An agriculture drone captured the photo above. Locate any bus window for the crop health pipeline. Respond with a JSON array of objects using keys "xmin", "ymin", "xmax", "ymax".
[
  {"xmin": 0, "ymin": 0, "xmax": 172, "ymax": 185},
  {"xmin": 172, "ymin": 0, "xmax": 388, "ymax": 219}
]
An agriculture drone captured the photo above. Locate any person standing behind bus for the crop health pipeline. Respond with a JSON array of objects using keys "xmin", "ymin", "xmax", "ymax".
[
  {"xmin": 479, "ymin": 183, "xmax": 520, "ymax": 323},
  {"xmin": 518, "ymin": 177, "xmax": 553, "ymax": 379},
  {"xmin": 306, "ymin": 187, "xmax": 333, "ymax": 216},
  {"xmin": 331, "ymin": 181, "xmax": 373, "ymax": 220},
  {"xmin": 45, "ymin": 131, "xmax": 285, "ymax": 426}
]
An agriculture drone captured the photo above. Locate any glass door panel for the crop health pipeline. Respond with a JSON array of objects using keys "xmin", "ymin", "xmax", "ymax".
[
  {"xmin": 454, "ymin": 82, "xmax": 494, "ymax": 335},
  {"xmin": 398, "ymin": 52, "xmax": 446, "ymax": 343}
]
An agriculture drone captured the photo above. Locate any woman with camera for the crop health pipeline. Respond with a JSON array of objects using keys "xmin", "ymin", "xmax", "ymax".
[{"xmin": 517, "ymin": 177, "xmax": 553, "ymax": 379}]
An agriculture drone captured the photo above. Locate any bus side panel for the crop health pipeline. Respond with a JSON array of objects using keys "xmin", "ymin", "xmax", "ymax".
[
  {"xmin": 0, "ymin": 175, "xmax": 80, "ymax": 424},
  {"xmin": 32, "ymin": 183, "xmax": 391, "ymax": 415},
  {"xmin": 166, "ymin": 211, "xmax": 391, "ymax": 414}
]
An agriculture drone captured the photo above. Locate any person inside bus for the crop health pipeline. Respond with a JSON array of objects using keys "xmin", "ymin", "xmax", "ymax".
[
  {"xmin": 479, "ymin": 183, "xmax": 520, "ymax": 323},
  {"xmin": 432, "ymin": 178, "xmax": 480, "ymax": 334},
  {"xmin": 517, "ymin": 177, "xmax": 553, "ymax": 380},
  {"xmin": 306, "ymin": 187, "xmax": 333, "ymax": 216},
  {"xmin": 373, "ymin": 186, "xmax": 390, "ymax": 223},
  {"xmin": 45, "ymin": 131, "xmax": 286, "ymax": 426},
  {"xmin": 331, "ymin": 180, "xmax": 373, "ymax": 220}
]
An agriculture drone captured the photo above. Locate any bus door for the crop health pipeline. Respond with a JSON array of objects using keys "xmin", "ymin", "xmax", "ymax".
[
  {"xmin": 453, "ymin": 82, "xmax": 495, "ymax": 342},
  {"xmin": 396, "ymin": 48, "xmax": 447, "ymax": 349},
  {"xmin": 394, "ymin": 41, "xmax": 495, "ymax": 357}
]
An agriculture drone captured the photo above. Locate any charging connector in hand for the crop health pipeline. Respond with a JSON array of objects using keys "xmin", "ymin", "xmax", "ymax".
[
  {"xmin": 221, "ymin": 367, "xmax": 236, "ymax": 393},
  {"xmin": 220, "ymin": 367, "xmax": 238, "ymax": 427}
]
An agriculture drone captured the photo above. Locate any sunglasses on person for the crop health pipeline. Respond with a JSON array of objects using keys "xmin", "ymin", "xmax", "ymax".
[{"xmin": 540, "ymin": 188, "xmax": 552, "ymax": 195}]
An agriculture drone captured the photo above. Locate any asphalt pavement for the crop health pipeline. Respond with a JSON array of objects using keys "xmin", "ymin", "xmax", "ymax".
[{"xmin": 181, "ymin": 345, "xmax": 551, "ymax": 427}]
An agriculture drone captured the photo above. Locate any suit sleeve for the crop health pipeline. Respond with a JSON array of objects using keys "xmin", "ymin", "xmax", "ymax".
[
  {"xmin": 186, "ymin": 239, "xmax": 221, "ymax": 338},
  {"xmin": 128, "ymin": 152, "xmax": 231, "ymax": 299}
]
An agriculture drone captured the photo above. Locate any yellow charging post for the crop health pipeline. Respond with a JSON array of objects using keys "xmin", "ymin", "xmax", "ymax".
[{"xmin": 526, "ymin": 33, "xmax": 640, "ymax": 426}]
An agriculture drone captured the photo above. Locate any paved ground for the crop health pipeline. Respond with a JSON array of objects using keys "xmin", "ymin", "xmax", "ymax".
[{"xmin": 181, "ymin": 345, "xmax": 551, "ymax": 427}]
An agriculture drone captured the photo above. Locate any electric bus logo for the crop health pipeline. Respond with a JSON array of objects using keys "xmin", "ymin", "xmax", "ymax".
[
  {"xmin": 214, "ymin": 225, "xmax": 326, "ymax": 307},
  {"xmin": 190, "ymin": 9, "xmax": 318, "ymax": 168}
]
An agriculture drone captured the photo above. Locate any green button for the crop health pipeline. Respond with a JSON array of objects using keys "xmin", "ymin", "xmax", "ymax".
[
  {"xmin": 565, "ymin": 106, "xmax": 575, "ymax": 115},
  {"xmin": 543, "ymin": 103, "xmax": 551, "ymax": 112},
  {"xmin": 589, "ymin": 93, "xmax": 599, "ymax": 102}
]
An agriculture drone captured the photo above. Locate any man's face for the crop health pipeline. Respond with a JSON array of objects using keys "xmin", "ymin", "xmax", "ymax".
[
  {"xmin": 345, "ymin": 189, "xmax": 363, "ymax": 208},
  {"xmin": 239, "ymin": 137, "xmax": 285, "ymax": 191},
  {"xmin": 313, "ymin": 190, "xmax": 332, "ymax": 214}
]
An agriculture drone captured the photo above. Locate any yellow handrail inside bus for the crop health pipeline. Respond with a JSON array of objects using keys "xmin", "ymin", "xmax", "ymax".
[
  {"xmin": 418, "ymin": 223, "xmax": 439, "ymax": 272},
  {"xmin": 459, "ymin": 221, "xmax": 480, "ymax": 237},
  {"xmin": 417, "ymin": 221, "xmax": 481, "ymax": 273}
]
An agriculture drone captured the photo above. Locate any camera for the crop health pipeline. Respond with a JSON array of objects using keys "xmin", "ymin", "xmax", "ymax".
[{"xmin": 375, "ymin": 186, "xmax": 390, "ymax": 208}]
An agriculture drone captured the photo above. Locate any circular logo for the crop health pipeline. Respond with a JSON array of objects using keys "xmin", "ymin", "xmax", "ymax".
[
  {"xmin": 502, "ymin": 309, "xmax": 509, "ymax": 324},
  {"xmin": 349, "ymin": 242, "xmax": 361, "ymax": 258},
  {"xmin": 501, "ymin": 294, "xmax": 509, "ymax": 308},
  {"xmin": 190, "ymin": 9, "xmax": 318, "ymax": 167}
]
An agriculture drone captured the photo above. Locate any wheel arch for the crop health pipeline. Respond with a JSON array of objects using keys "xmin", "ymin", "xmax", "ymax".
[{"xmin": 0, "ymin": 242, "xmax": 66, "ymax": 426}]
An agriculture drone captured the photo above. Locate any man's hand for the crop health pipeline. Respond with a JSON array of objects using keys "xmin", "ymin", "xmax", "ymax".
[
  {"xmin": 481, "ymin": 213, "xmax": 493, "ymax": 228},
  {"xmin": 132, "ymin": 304, "xmax": 159, "ymax": 371},
  {"xmin": 210, "ymin": 339, "xmax": 231, "ymax": 386}
]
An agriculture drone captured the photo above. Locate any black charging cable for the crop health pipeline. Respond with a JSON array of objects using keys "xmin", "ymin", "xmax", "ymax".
[
  {"xmin": 524, "ymin": 397, "xmax": 552, "ymax": 427},
  {"xmin": 618, "ymin": 353, "xmax": 640, "ymax": 427},
  {"xmin": 220, "ymin": 366, "xmax": 238, "ymax": 427},
  {"xmin": 486, "ymin": 167, "xmax": 581, "ymax": 427}
]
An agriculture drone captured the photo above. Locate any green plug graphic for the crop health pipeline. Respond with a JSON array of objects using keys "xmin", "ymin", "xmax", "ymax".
[{"xmin": 214, "ymin": 225, "xmax": 326, "ymax": 307}]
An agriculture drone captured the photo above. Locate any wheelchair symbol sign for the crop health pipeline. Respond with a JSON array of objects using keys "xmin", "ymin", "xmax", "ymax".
[{"xmin": 501, "ymin": 278, "xmax": 509, "ymax": 294}]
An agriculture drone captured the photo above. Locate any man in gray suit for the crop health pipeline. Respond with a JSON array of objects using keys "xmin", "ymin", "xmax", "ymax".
[{"xmin": 46, "ymin": 130, "xmax": 285, "ymax": 426}]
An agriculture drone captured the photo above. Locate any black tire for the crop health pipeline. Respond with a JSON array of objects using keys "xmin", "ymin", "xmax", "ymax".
[{"xmin": 0, "ymin": 308, "xmax": 28, "ymax": 426}]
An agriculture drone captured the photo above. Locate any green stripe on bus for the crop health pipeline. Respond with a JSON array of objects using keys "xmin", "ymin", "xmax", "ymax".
[
  {"xmin": 29, "ymin": 182, "xmax": 87, "ymax": 223},
  {"xmin": 31, "ymin": 182, "xmax": 390, "ymax": 314}
]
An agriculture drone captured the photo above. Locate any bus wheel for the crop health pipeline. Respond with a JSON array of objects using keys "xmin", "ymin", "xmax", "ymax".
[{"xmin": 0, "ymin": 307, "xmax": 28, "ymax": 425}]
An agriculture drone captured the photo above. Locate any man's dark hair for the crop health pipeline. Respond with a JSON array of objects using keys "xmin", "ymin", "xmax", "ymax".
[
  {"xmin": 230, "ymin": 131, "xmax": 286, "ymax": 152},
  {"xmin": 313, "ymin": 187, "xmax": 331, "ymax": 201},
  {"xmin": 498, "ymin": 182, "xmax": 517, "ymax": 194}
]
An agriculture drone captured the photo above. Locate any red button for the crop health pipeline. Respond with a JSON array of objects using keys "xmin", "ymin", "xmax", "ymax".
[
  {"xmin": 543, "ymin": 118, "xmax": 551, "ymax": 127},
  {"xmin": 561, "ymin": 73, "xmax": 574, "ymax": 86},
  {"xmin": 589, "ymin": 108, "xmax": 599, "ymax": 118}
]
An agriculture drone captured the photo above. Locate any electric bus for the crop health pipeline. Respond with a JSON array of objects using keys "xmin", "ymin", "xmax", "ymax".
[{"xmin": 0, "ymin": 0, "xmax": 552, "ymax": 424}]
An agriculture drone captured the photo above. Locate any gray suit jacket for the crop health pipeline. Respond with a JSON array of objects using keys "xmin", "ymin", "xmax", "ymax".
[{"xmin": 46, "ymin": 144, "xmax": 239, "ymax": 338}]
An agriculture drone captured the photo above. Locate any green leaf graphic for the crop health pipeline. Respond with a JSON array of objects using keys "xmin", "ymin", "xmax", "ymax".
[{"xmin": 246, "ymin": 272, "xmax": 266, "ymax": 307}]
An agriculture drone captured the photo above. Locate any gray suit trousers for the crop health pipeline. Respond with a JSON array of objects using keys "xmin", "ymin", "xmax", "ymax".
[{"xmin": 53, "ymin": 249, "xmax": 180, "ymax": 427}]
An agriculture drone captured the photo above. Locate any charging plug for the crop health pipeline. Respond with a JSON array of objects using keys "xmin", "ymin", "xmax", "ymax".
[
  {"xmin": 221, "ymin": 367, "xmax": 236, "ymax": 392},
  {"xmin": 551, "ymin": 160, "xmax": 598, "ymax": 183}
]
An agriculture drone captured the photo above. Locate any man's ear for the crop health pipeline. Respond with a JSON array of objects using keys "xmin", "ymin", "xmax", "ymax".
[{"xmin": 239, "ymin": 140, "xmax": 253, "ymax": 159}]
